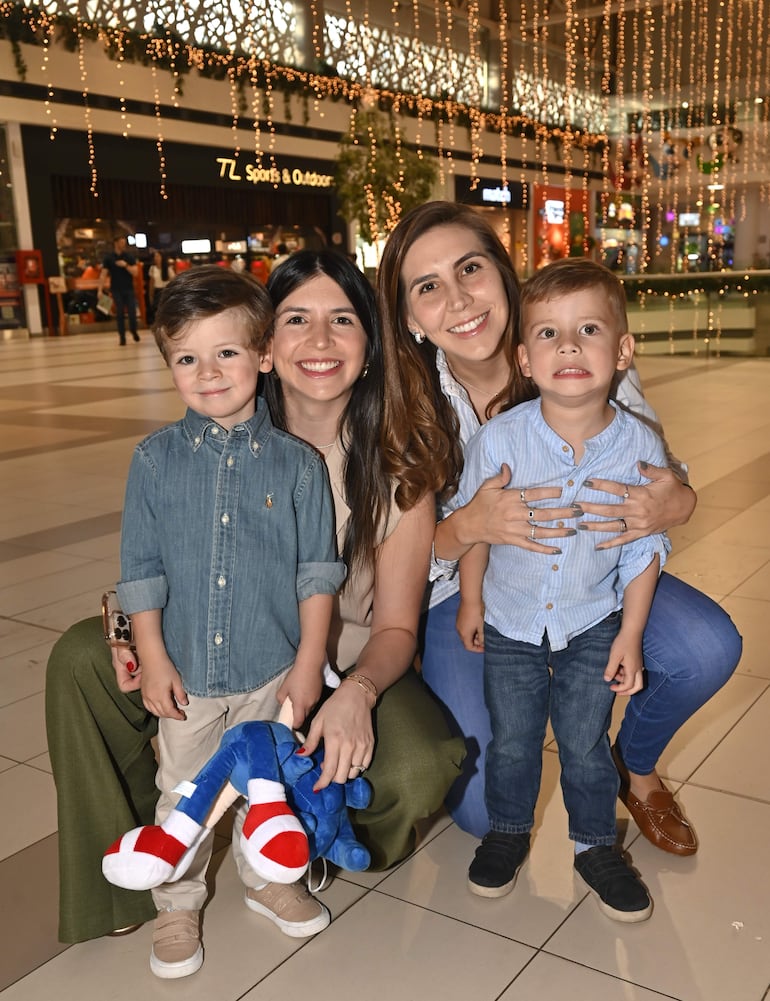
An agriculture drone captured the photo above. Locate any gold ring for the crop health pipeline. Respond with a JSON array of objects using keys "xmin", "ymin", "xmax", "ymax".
[
  {"xmin": 530, "ymin": 524, "xmax": 537, "ymax": 541},
  {"xmin": 520, "ymin": 488, "xmax": 527, "ymax": 503},
  {"xmin": 618, "ymin": 518, "xmax": 628, "ymax": 532},
  {"xmin": 622, "ymin": 486, "xmax": 630, "ymax": 499}
]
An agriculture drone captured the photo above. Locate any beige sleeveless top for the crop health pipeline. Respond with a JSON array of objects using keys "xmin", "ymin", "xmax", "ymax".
[{"xmin": 323, "ymin": 440, "xmax": 402, "ymax": 673}]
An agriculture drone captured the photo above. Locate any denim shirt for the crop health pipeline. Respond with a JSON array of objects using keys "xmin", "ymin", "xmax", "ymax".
[{"xmin": 117, "ymin": 399, "xmax": 346, "ymax": 696}]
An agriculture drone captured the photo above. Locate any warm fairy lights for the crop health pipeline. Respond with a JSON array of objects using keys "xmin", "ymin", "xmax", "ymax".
[{"xmin": 1, "ymin": 1, "xmax": 768, "ymax": 304}]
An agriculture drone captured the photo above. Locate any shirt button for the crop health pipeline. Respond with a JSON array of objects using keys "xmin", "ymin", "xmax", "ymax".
[
  {"xmin": 551, "ymin": 564, "xmax": 559, "ymax": 571},
  {"xmin": 251, "ymin": 441, "xmax": 260, "ymax": 453},
  {"xmin": 217, "ymin": 575, "xmax": 226, "ymax": 588},
  {"xmin": 567, "ymin": 479, "xmax": 574, "ymax": 486},
  {"xmin": 562, "ymin": 445, "xmax": 569, "ymax": 453},
  {"xmin": 194, "ymin": 436, "xmax": 201, "ymax": 446},
  {"xmin": 227, "ymin": 456, "xmax": 235, "ymax": 468},
  {"xmin": 212, "ymin": 427, "xmax": 220, "ymax": 435},
  {"xmin": 557, "ymin": 520, "xmax": 565, "ymax": 528},
  {"xmin": 546, "ymin": 602, "xmax": 554, "ymax": 610},
  {"xmin": 214, "ymin": 632, "xmax": 223, "ymax": 646},
  {"xmin": 221, "ymin": 513, "xmax": 230, "ymax": 525}
]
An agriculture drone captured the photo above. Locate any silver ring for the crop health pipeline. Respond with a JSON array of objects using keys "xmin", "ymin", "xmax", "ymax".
[
  {"xmin": 519, "ymin": 488, "xmax": 527, "ymax": 503},
  {"xmin": 351, "ymin": 764, "xmax": 365, "ymax": 773},
  {"xmin": 618, "ymin": 518, "xmax": 628, "ymax": 532},
  {"xmin": 528, "ymin": 508, "xmax": 535, "ymax": 520},
  {"xmin": 530, "ymin": 524, "xmax": 537, "ymax": 541},
  {"xmin": 622, "ymin": 486, "xmax": 630, "ymax": 499}
]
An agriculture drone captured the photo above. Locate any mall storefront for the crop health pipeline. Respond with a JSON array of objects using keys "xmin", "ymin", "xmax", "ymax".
[{"xmin": 20, "ymin": 125, "xmax": 345, "ymax": 331}]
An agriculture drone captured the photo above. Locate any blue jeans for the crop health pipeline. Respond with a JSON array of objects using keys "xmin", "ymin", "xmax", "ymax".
[
  {"xmin": 111, "ymin": 286, "xmax": 138, "ymax": 341},
  {"xmin": 484, "ymin": 617, "xmax": 620, "ymax": 844},
  {"xmin": 421, "ymin": 572, "xmax": 742, "ymax": 839}
]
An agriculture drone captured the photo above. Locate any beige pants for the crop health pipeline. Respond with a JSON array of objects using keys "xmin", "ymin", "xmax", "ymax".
[{"xmin": 152, "ymin": 672, "xmax": 287, "ymax": 912}]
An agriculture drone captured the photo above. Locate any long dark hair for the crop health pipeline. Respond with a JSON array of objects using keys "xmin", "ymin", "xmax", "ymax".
[
  {"xmin": 264, "ymin": 250, "xmax": 391, "ymax": 579},
  {"xmin": 377, "ymin": 201, "xmax": 525, "ymax": 498}
]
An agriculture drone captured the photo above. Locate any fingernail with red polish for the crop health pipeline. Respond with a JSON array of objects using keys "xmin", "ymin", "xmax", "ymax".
[
  {"xmin": 126, "ymin": 661, "xmax": 137, "ymax": 674},
  {"xmin": 296, "ymin": 747, "xmax": 306, "ymax": 755}
]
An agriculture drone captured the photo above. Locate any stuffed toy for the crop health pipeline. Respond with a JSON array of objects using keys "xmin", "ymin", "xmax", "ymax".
[{"xmin": 102, "ymin": 719, "xmax": 371, "ymax": 891}]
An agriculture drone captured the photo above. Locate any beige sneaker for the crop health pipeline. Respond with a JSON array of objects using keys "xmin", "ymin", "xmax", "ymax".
[
  {"xmin": 150, "ymin": 909, "xmax": 203, "ymax": 979},
  {"xmin": 245, "ymin": 882, "xmax": 330, "ymax": 938}
]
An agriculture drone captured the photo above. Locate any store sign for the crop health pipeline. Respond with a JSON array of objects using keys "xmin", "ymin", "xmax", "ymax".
[
  {"xmin": 481, "ymin": 186, "xmax": 512, "ymax": 205},
  {"xmin": 216, "ymin": 157, "xmax": 334, "ymax": 189}
]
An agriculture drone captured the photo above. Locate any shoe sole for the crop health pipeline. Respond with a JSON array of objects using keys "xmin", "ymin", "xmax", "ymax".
[
  {"xmin": 150, "ymin": 945, "xmax": 203, "ymax": 979},
  {"xmin": 467, "ymin": 857, "xmax": 527, "ymax": 899},
  {"xmin": 245, "ymin": 892, "xmax": 331, "ymax": 937},
  {"xmin": 575, "ymin": 871, "xmax": 653, "ymax": 923}
]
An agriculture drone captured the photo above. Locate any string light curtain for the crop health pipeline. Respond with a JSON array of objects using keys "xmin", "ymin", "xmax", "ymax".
[{"xmin": 1, "ymin": 0, "xmax": 768, "ymax": 272}]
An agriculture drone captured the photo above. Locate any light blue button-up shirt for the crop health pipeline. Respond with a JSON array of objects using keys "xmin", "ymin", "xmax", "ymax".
[
  {"xmin": 117, "ymin": 398, "xmax": 346, "ymax": 696},
  {"xmin": 428, "ymin": 349, "xmax": 683, "ymax": 611},
  {"xmin": 455, "ymin": 399, "xmax": 670, "ymax": 651}
]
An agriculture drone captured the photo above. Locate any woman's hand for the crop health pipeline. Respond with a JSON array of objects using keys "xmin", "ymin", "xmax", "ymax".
[
  {"xmin": 436, "ymin": 463, "xmax": 580, "ymax": 560},
  {"xmin": 299, "ymin": 681, "xmax": 375, "ymax": 791},
  {"xmin": 111, "ymin": 645, "xmax": 142, "ymax": 693},
  {"xmin": 578, "ymin": 461, "xmax": 696, "ymax": 550}
]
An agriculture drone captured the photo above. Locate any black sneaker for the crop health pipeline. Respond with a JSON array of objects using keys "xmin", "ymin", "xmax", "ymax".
[
  {"xmin": 574, "ymin": 846, "xmax": 652, "ymax": 922},
  {"xmin": 468, "ymin": 831, "xmax": 530, "ymax": 898}
]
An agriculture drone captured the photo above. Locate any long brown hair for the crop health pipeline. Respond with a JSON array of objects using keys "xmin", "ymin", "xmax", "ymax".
[
  {"xmin": 264, "ymin": 250, "xmax": 391, "ymax": 582},
  {"xmin": 376, "ymin": 201, "xmax": 527, "ymax": 499}
]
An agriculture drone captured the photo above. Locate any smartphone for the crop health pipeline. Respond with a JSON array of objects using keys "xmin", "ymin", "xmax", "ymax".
[{"xmin": 101, "ymin": 590, "xmax": 134, "ymax": 648}]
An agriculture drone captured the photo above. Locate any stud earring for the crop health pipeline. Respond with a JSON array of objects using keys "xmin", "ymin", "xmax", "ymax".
[
  {"xmin": 410, "ymin": 329, "xmax": 425, "ymax": 344},
  {"xmin": 360, "ymin": 363, "xmax": 369, "ymax": 379}
]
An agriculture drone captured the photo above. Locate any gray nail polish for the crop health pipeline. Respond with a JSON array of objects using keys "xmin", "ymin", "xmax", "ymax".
[
  {"xmin": 565, "ymin": 528, "xmax": 577, "ymax": 537},
  {"xmin": 571, "ymin": 505, "xmax": 584, "ymax": 516},
  {"xmin": 577, "ymin": 524, "xmax": 589, "ymax": 531}
]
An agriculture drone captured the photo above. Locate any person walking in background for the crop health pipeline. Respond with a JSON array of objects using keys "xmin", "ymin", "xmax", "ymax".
[
  {"xmin": 147, "ymin": 250, "xmax": 176, "ymax": 320},
  {"xmin": 98, "ymin": 235, "xmax": 140, "ymax": 345}
]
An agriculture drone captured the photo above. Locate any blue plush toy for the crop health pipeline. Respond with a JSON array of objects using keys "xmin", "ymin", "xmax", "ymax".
[{"xmin": 103, "ymin": 719, "xmax": 371, "ymax": 891}]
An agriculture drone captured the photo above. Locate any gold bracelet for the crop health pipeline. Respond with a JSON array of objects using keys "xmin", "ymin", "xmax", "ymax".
[{"xmin": 342, "ymin": 672, "xmax": 378, "ymax": 703}]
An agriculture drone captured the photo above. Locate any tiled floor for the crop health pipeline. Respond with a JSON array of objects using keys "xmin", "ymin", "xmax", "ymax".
[{"xmin": 1, "ymin": 331, "xmax": 769, "ymax": 1000}]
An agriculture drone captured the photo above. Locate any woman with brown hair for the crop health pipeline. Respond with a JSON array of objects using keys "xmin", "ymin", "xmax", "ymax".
[{"xmin": 376, "ymin": 200, "xmax": 741, "ymax": 856}]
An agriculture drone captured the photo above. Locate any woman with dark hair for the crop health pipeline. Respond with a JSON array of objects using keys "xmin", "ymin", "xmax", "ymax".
[
  {"xmin": 376, "ymin": 200, "xmax": 741, "ymax": 856},
  {"xmin": 45, "ymin": 251, "xmax": 463, "ymax": 944}
]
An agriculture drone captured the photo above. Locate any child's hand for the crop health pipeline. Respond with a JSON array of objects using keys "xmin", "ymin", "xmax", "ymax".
[
  {"xmin": 604, "ymin": 631, "xmax": 645, "ymax": 695},
  {"xmin": 140, "ymin": 655, "xmax": 189, "ymax": 719},
  {"xmin": 277, "ymin": 662, "xmax": 323, "ymax": 730},
  {"xmin": 456, "ymin": 600, "xmax": 485, "ymax": 653}
]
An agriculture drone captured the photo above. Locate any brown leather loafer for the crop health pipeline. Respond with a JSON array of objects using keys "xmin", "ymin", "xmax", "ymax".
[{"xmin": 612, "ymin": 744, "xmax": 698, "ymax": 856}]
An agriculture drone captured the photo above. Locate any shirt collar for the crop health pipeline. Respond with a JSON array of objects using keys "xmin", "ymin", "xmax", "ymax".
[{"xmin": 182, "ymin": 396, "xmax": 274, "ymax": 456}]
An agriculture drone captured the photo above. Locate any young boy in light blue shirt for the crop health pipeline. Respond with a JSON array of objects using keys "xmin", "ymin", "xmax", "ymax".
[{"xmin": 457, "ymin": 258, "xmax": 669, "ymax": 922}]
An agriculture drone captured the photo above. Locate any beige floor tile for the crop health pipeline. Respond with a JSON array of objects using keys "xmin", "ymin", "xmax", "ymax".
[
  {"xmin": 0, "ymin": 764, "xmax": 57, "ymax": 862},
  {"xmin": 653, "ymin": 673, "xmax": 770, "ymax": 783},
  {"xmin": 0, "ymin": 640, "xmax": 52, "ymax": 707},
  {"xmin": 665, "ymin": 539, "xmax": 770, "ymax": 597},
  {"xmin": 0, "ymin": 559, "xmax": 120, "ymax": 617},
  {"xmin": 376, "ymin": 752, "xmax": 584, "ymax": 947},
  {"xmin": 690, "ymin": 687, "xmax": 770, "ymax": 800},
  {"xmin": 242, "ymin": 890, "xmax": 535, "ymax": 1001},
  {"xmin": 544, "ymin": 786, "xmax": 770, "ymax": 1001},
  {"xmin": 0, "ymin": 619, "xmax": 61, "ymax": 658},
  {"xmin": 0, "ymin": 691, "xmax": 47, "ymax": 761},
  {"xmin": 732, "ymin": 557, "xmax": 770, "ymax": 602},
  {"xmin": 499, "ymin": 952, "xmax": 678, "ymax": 999}
]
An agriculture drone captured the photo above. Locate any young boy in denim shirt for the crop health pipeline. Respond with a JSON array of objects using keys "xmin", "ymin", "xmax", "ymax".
[
  {"xmin": 456, "ymin": 258, "xmax": 670, "ymax": 922},
  {"xmin": 117, "ymin": 266, "xmax": 345, "ymax": 978}
]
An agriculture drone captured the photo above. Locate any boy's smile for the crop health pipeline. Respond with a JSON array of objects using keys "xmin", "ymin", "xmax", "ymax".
[{"xmin": 167, "ymin": 309, "xmax": 272, "ymax": 430}]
